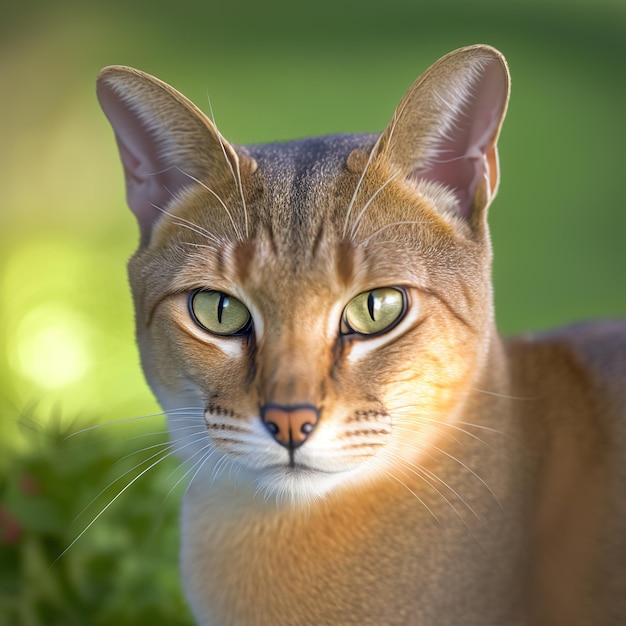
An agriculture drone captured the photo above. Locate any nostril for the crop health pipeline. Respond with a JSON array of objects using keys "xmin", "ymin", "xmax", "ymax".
[{"xmin": 265, "ymin": 421, "xmax": 279, "ymax": 435}]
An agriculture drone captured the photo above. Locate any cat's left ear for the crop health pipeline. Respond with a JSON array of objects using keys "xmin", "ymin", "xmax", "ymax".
[{"xmin": 375, "ymin": 45, "xmax": 510, "ymax": 224}]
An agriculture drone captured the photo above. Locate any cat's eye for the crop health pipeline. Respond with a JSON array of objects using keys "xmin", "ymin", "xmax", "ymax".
[
  {"xmin": 189, "ymin": 290, "xmax": 252, "ymax": 336},
  {"xmin": 342, "ymin": 287, "xmax": 407, "ymax": 336}
]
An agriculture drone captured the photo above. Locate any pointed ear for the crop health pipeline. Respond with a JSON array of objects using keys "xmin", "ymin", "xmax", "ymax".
[
  {"xmin": 96, "ymin": 66, "xmax": 245, "ymax": 246},
  {"xmin": 375, "ymin": 45, "xmax": 510, "ymax": 223}
]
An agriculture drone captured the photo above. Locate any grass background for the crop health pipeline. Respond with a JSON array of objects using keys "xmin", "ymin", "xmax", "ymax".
[{"xmin": 1, "ymin": 0, "xmax": 625, "ymax": 623}]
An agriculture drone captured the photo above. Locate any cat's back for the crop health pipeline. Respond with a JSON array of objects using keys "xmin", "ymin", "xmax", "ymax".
[{"xmin": 506, "ymin": 319, "xmax": 626, "ymax": 626}]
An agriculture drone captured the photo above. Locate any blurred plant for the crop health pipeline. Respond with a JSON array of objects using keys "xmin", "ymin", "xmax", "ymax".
[{"xmin": 0, "ymin": 412, "xmax": 194, "ymax": 625}]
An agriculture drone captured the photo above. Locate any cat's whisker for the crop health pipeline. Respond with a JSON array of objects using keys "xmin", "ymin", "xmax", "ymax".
[
  {"xmin": 275, "ymin": 481, "xmax": 287, "ymax": 509},
  {"xmin": 63, "ymin": 409, "xmax": 186, "ymax": 440},
  {"xmin": 383, "ymin": 449, "xmax": 480, "ymax": 527},
  {"xmin": 73, "ymin": 442, "xmax": 176, "ymax": 525},
  {"xmin": 430, "ymin": 153, "xmax": 471, "ymax": 165},
  {"xmin": 392, "ymin": 434, "xmax": 501, "ymax": 507},
  {"xmin": 73, "ymin": 429, "xmax": 208, "ymax": 531},
  {"xmin": 349, "ymin": 171, "xmax": 401, "ymax": 242},
  {"xmin": 164, "ymin": 442, "xmax": 215, "ymax": 499},
  {"xmin": 375, "ymin": 462, "xmax": 440, "ymax": 525},
  {"xmin": 393, "ymin": 422, "xmax": 462, "ymax": 447},
  {"xmin": 148, "ymin": 199, "xmax": 223, "ymax": 246},
  {"xmin": 166, "ymin": 415, "xmax": 204, "ymax": 421},
  {"xmin": 384, "ymin": 431, "xmax": 441, "ymax": 465},
  {"xmin": 168, "ymin": 411, "xmax": 205, "ymax": 420},
  {"xmin": 170, "ymin": 166, "xmax": 244, "ymax": 242},
  {"xmin": 254, "ymin": 480, "xmax": 276, "ymax": 505},
  {"xmin": 206, "ymin": 95, "xmax": 250, "ymax": 239},
  {"xmin": 168, "ymin": 415, "xmax": 205, "ymax": 422},
  {"xmin": 253, "ymin": 482, "xmax": 265, "ymax": 502},
  {"xmin": 393, "ymin": 417, "xmax": 493, "ymax": 449},
  {"xmin": 342, "ymin": 103, "xmax": 400, "ymax": 239},
  {"xmin": 341, "ymin": 131, "xmax": 387, "ymax": 239},
  {"xmin": 402, "ymin": 414, "xmax": 511, "ymax": 439},
  {"xmin": 166, "ymin": 406, "xmax": 206, "ymax": 412},
  {"xmin": 187, "ymin": 449, "xmax": 221, "ymax": 494},
  {"xmin": 169, "ymin": 412, "xmax": 204, "ymax": 430},
  {"xmin": 171, "ymin": 432, "xmax": 214, "ymax": 454},
  {"xmin": 233, "ymin": 154, "xmax": 249, "ymax": 239},
  {"xmin": 231, "ymin": 458, "xmax": 244, "ymax": 490},
  {"xmin": 57, "ymin": 445, "xmax": 176, "ymax": 563},
  {"xmin": 164, "ymin": 417, "xmax": 206, "ymax": 431},
  {"xmin": 161, "ymin": 213, "xmax": 221, "ymax": 248},
  {"xmin": 180, "ymin": 241, "xmax": 220, "ymax": 255},
  {"xmin": 114, "ymin": 419, "xmax": 206, "ymax": 460},
  {"xmin": 390, "ymin": 405, "xmax": 509, "ymax": 441},
  {"xmin": 65, "ymin": 412, "xmax": 204, "ymax": 454},
  {"xmin": 114, "ymin": 439, "xmax": 172, "ymax": 465},
  {"xmin": 210, "ymin": 452, "xmax": 232, "ymax": 486},
  {"xmin": 360, "ymin": 220, "xmax": 428, "ymax": 247},
  {"xmin": 453, "ymin": 420, "xmax": 512, "ymax": 439},
  {"xmin": 181, "ymin": 241, "xmax": 221, "ymax": 251},
  {"xmin": 254, "ymin": 481, "xmax": 273, "ymax": 504},
  {"xmin": 387, "ymin": 444, "xmax": 483, "ymax": 523},
  {"xmin": 472, "ymin": 387, "xmax": 535, "ymax": 401},
  {"xmin": 217, "ymin": 457, "xmax": 236, "ymax": 486},
  {"xmin": 272, "ymin": 484, "xmax": 281, "ymax": 508},
  {"xmin": 169, "ymin": 424, "xmax": 207, "ymax": 440}
]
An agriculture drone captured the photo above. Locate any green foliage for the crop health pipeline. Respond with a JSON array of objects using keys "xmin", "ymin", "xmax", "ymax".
[{"xmin": 0, "ymin": 416, "xmax": 194, "ymax": 626}]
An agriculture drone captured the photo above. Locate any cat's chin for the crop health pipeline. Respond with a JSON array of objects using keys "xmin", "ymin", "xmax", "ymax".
[{"xmin": 253, "ymin": 465, "xmax": 356, "ymax": 506}]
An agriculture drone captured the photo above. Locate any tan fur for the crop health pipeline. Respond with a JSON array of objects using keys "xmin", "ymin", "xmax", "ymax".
[{"xmin": 97, "ymin": 46, "xmax": 626, "ymax": 625}]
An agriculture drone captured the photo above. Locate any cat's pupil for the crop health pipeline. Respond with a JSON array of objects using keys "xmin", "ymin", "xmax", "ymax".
[
  {"xmin": 217, "ymin": 293, "xmax": 229, "ymax": 324},
  {"xmin": 367, "ymin": 291, "xmax": 376, "ymax": 321}
]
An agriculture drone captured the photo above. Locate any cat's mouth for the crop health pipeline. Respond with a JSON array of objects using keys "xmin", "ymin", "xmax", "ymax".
[
  {"xmin": 264, "ymin": 461, "xmax": 336, "ymax": 475},
  {"xmin": 254, "ymin": 462, "xmax": 349, "ymax": 502}
]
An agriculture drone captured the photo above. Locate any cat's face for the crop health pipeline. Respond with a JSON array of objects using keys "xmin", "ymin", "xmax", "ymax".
[
  {"xmin": 128, "ymin": 142, "xmax": 495, "ymax": 501},
  {"xmin": 98, "ymin": 45, "xmax": 509, "ymax": 502}
]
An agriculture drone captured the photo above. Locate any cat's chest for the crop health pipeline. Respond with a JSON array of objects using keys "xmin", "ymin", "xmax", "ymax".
[{"xmin": 179, "ymin": 459, "xmax": 530, "ymax": 626}]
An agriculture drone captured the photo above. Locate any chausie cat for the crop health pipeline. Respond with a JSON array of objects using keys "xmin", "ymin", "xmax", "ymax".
[{"xmin": 97, "ymin": 45, "xmax": 626, "ymax": 625}]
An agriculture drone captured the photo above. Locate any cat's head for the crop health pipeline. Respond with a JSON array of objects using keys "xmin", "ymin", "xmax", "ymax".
[{"xmin": 97, "ymin": 45, "xmax": 509, "ymax": 503}]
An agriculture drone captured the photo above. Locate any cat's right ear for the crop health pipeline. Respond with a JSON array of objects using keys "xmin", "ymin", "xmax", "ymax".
[
  {"xmin": 96, "ymin": 66, "xmax": 247, "ymax": 246},
  {"xmin": 373, "ymin": 45, "xmax": 510, "ymax": 226}
]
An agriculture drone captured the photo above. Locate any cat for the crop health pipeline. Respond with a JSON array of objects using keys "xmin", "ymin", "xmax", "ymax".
[{"xmin": 96, "ymin": 45, "xmax": 626, "ymax": 625}]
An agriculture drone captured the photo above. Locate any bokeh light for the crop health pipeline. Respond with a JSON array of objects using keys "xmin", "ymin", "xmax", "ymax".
[
  {"xmin": 12, "ymin": 304, "xmax": 91, "ymax": 391},
  {"xmin": 2, "ymin": 240, "xmax": 94, "ymax": 413}
]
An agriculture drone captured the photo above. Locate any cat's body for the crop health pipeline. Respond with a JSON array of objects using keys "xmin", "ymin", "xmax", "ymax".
[{"xmin": 97, "ymin": 46, "xmax": 626, "ymax": 625}]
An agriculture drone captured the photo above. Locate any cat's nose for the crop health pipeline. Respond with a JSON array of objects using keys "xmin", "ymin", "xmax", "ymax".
[{"xmin": 260, "ymin": 404, "xmax": 320, "ymax": 449}]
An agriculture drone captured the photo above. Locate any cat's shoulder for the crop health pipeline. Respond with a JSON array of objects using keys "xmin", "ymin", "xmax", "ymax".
[
  {"xmin": 550, "ymin": 320, "xmax": 626, "ymax": 420},
  {"xmin": 508, "ymin": 319, "xmax": 626, "ymax": 425},
  {"xmin": 539, "ymin": 319, "xmax": 626, "ymax": 385}
]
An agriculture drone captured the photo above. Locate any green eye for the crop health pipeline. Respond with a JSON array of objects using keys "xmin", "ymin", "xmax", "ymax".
[
  {"xmin": 342, "ymin": 287, "xmax": 406, "ymax": 336},
  {"xmin": 189, "ymin": 290, "xmax": 252, "ymax": 336}
]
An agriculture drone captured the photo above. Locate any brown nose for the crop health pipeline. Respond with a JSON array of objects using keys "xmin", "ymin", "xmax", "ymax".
[{"xmin": 260, "ymin": 404, "xmax": 320, "ymax": 449}]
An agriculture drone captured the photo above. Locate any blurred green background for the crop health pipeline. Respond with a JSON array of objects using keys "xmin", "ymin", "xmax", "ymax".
[{"xmin": 1, "ymin": 0, "xmax": 625, "ymax": 623}]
